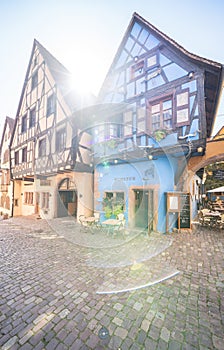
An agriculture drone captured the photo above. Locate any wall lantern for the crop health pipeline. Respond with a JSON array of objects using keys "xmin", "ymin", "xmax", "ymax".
[
  {"xmin": 197, "ymin": 146, "xmax": 203, "ymax": 153},
  {"xmin": 188, "ymin": 71, "xmax": 194, "ymax": 79}
]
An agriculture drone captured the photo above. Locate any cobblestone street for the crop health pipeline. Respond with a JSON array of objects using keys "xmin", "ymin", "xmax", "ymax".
[{"xmin": 0, "ymin": 216, "xmax": 224, "ymax": 349}]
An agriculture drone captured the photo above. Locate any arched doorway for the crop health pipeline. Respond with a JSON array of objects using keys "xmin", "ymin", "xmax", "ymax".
[{"xmin": 57, "ymin": 178, "xmax": 77, "ymax": 218}]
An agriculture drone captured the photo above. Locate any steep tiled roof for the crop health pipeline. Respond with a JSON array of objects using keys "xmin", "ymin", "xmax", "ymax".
[
  {"xmin": 5, "ymin": 116, "xmax": 15, "ymax": 133},
  {"xmin": 133, "ymin": 12, "xmax": 221, "ymax": 68},
  {"xmin": 0, "ymin": 116, "xmax": 15, "ymax": 152}
]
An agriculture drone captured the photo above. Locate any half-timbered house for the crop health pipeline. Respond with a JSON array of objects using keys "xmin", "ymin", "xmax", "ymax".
[
  {"xmin": 84, "ymin": 13, "xmax": 223, "ymax": 233},
  {"xmin": 0, "ymin": 116, "xmax": 15, "ymax": 218},
  {"xmin": 10, "ymin": 39, "xmax": 94, "ymax": 219}
]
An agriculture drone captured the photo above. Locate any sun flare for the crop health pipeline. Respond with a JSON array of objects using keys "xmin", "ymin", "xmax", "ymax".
[{"xmin": 68, "ymin": 52, "xmax": 106, "ymax": 96}]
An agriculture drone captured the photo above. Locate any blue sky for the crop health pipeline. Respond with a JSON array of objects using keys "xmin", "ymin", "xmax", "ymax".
[{"xmin": 0, "ymin": 0, "xmax": 224, "ymax": 135}]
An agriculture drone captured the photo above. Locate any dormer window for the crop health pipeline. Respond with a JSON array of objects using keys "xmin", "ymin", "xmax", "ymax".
[{"xmin": 31, "ymin": 71, "xmax": 38, "ymax": 90}]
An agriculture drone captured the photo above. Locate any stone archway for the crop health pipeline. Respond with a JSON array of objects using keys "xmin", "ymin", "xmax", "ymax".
[
  {"xmin": 57, "ymin": 178, "xmax": 78, "ymax": 218},
  {"xmin": 188, "ymin": 139, "xmax": 224, "ymax": 174}
]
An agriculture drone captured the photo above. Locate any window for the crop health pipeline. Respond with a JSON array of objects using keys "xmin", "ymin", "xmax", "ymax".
[
  {"xmin": 42, "ymin": 192, "xmax": 50, "ymax": 209},
  {"xmin": 3, "ymin": 149, "xmax": 9, "ymax": 163},
  {"xmin": 147, "ymin": 54, "xmax": 158, "ymax": 69},
  {"xmin": 34, "ymin": 56, "xmax": 38, "ymax": 67},
  {"xmin": 94, "ymin": 123, "xmax": 121, "ymax": 143},
  {"xmin": 22, "ymin": 147, "xmax": 27, "ymax": 163},
  {"xmin": 130, "ymin": 60, "xmax": 144, "ymax": 80},
  {"xmin": 95, "ymin": 125, "xmax": 105, "ymax": 143},
  {"xmin": 103, "ymin": 191, "xmax": 125, "ymax": 216},
  {"xmin": 109, "ymin": 124, "xmax": 120, "ymax": 139},
  {"xmin": 39, "ymin": 138, "xmax": 46, "ymax": 157},
  {"xmin": 15, "ymin": 151, "xmax": 19, "ymax": 165},
  {"xmin": 149, "ymin": 98, "xmax": 173, "ymax": 131},
  {"xmin": 29, "ymin": 107, "xmax": 36, "ymax": 128},
  {"xmin": 24, "ymin": 192, "xmax": 33, "ymax": 205},
  {"xmin": 123, "ymin": 110, "xmax": 133, "ymax": 136},
  {"xmin": 47, "ymin": 94, "xmax": 55, "ymax": 117},
  {"xmin": 31, "ymin": 71, "xmax": 38, "ymax": 90},
  {"xmin": 137, "ymin": 107, "xmax": 145, "ymax": 134},
  {"xmin": 21, "ymin": 114, "xmax": 27, "ymax": 133},
  {"xmin": 176, "ymin": 89, "xmax": 190, "ymax": 126},
  {"xmin": 56, "ymin": 128, "xmax": 66, "ymax": 152}
]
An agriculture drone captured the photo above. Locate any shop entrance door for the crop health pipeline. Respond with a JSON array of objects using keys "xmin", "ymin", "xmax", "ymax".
[
  {"xmin": 57, "ymin": 178, "xmax": 77, "ymax": 218},
  {"xmin": 134, "ymin": 189, "xmax": 154, "ymax": 231}
]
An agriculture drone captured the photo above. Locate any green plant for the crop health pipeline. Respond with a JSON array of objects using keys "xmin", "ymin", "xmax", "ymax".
[
  {"xmin": 98, "ymin": 139, "xmax": 117, "ymax": 149},
  {"xmin": 113, "ymin": 204, "xmax": 123, "ymax": 217},
  {"xmin": 153, "ymin": 130, "xmax": 167, "ymax": 142},
  {"xmin": 104, "ymin": 206, "xmax": 113, "ymax": 218}
]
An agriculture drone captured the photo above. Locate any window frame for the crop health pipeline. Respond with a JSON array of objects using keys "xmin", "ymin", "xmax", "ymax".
[
  {"xmin": 39, "ymin": 138, "xmax": 46, "ymax": 157},
  {"xmin": 15, "ymin": 150, "xmax": 19, "ymax": 165},
  {"xmin": 31, "ymin": 70, "xmax": 38, "ymax": 90},
  {"xmin": 147, "ymin": 94, "xmax": 174, "ymax": 133},
  {"xmin": 130, "ymin": 59, "xmax": 145, "ymax": 81},
  {"xmin": 22, "ymin": 147, "xmax": 27, "ymax": 163},
  {"xmin": 136, "ymin": 107, "xmax": 146, "ymax": 135},
  {"xmin": 104, "ymin": 191, "xmax": 125, "ymax": 212},
  {"xmin": 123, "ymin": 110, "xmax": 133, "ymax": 137},
  {"xmin": 47, "ymin": 93, "xmax": 56, "ymax": 117},
  {"xmin": 21, "ymin": 114, "xmax": 27, "ymax": 133},
  {"xmin": 175, "ymin": 88, "xmax": 190, "ymax": 127},
  {"xmin": 29, "ymin": 106, "xmax": 36, "ymax": 128},
  {"xmin": 24, "ymin": 192, "xmax": 34, "ymax": 205},
  {"xmin": 56, "ymin": 128, "xmax": 66, "ymax": 152}
]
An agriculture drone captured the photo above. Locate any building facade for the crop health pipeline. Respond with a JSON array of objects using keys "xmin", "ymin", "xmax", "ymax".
[
  {"xmin": 10, "ymin": 39, "xmax": 94, "ymax": 219},
  {"xmin": 0, "ymin": 117, "xmax": 14, "ymax": 218},
  {"xmin": 84, "ymin": 13, "xmax": 223, "ymax": 233}
]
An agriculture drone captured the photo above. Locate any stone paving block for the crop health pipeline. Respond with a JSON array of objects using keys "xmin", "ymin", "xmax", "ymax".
[
  {"xmin": 140, "ymin": 319, "xmax": 150, "ymax": 333},
  {"xmin": 157, "ymin": 338, "xmax": 169, "ymax": 350},
  {"xmin": 1, "ymin": 336, "xmax": 18, "ymax": 350},
  {"xmin": 148, "ymin": 324, "xmax": 160, "ymax": 341},
  {"xmin": 58, "ymin": 308, "xmax": 70, "ymax": 318},
  {"xmin": 161, "ymin": 326, "xmax": 171, "ymax": 342},
  {"xmin": 114, "ymin": 326, "xmax": 128, "ymax": 340},
  {"xmin": 112, "ymin": 316, "xmax": 123, "ymax": 327},
  {"xmin": 45, "ymin": 338, "xmax": 59, "ymax": 349},
  {"xmin": 19, "ymin": 343, "xmax": 33, "ymax": 350},
  {"xmin": 19, "ymin": 330, "xmax": 34, "ymax": 346},
  {"xmin": 86, "ymin": 333, "xmax": 100, "ymax": 349},
  {"xmin": 212, "ymin": 335, "xmax": 224, "ymax": 350},
  {"xmin": 168, "ymin": 340, "xmax": 182, "ymax": 349}
]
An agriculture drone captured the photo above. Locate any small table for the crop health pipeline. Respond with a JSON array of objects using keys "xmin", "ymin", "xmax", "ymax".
[
  {"xmin": 102, "ymin": 219, "xmax": 121, "ymax": 235},
  {"xmin": 83, "ymin": 216, "xmax": 96, "ymax": 226}
]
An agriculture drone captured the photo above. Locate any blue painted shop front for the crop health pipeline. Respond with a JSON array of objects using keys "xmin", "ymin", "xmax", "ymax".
[{"xmin": 94, "ymin": 155, "xmax": 178, "ymax": 233}]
